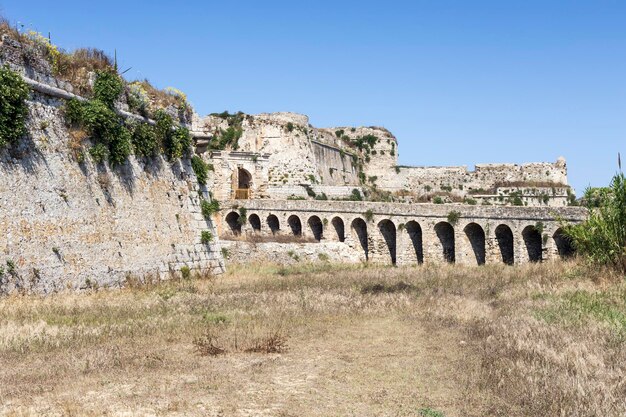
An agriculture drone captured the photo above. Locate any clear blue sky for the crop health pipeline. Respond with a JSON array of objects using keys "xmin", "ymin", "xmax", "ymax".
[{"xmin": 2, "ymin": 0, "xmax": 624, "ymax": 193}]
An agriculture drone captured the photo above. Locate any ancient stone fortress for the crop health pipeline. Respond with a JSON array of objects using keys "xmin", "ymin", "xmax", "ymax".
[
  {"xmin": 194, "ymin": 111, "xmax": 585, "ymax": 266},
  {"xmin": 0, "ymin": 30, "xmax": 587, "ymax": 293}
]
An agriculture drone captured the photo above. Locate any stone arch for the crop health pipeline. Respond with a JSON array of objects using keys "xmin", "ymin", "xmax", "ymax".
[
  {"xmin": 267, "ymin": 214, "xmax": 280, "ymax": 235},
  {"xmin": 235, "ymin": 168, "xmax": 252, "ymax": 199},
  {"xmin": 435, "ymin": 222, "xmax": 455, "ymax": 263},
  {"xmin": 495, "ymin": 224, "xmax": 514, "ymax": 265},
  {"xmin": 405, "ymin": 221, "xmax": 423, "ymax": 264},
  {"xmin": 331, "ymin": 217, "xmax": 345, "ymax": 242},
  {"xmin": 287, "ymin": 215, "xmax": 302, "ymax": 236},
  {"xmin": 464, "ymin": 222, "xmax": 486, "ymax": 265},
  {"xmin": 238, "ymin": 168, "xmax": 252, "ymax": 189},
  {"xmin": 522, "ymin": 225, "xmax": 543, "ymax": 262},
  {"xmin": 351, "ymin": 218, "xmax": 369, "ymax": 260},
  {"xmin": 225, "ymin": 212, "xmax": 241, "ymax": 235},
  {"xmin": 554, "ymin": 228, "xmax": 575, "ymax": 259},
  {"xmin": 308, "ymin": 216, "xmax": 323, "ymax": 241},
  {"xmin": 248, "ymin": 213, "xmax": 261, "ymax": 232},
  {"xmin": 378, "ymin": 219, "xmax": 397, "ymax": 264}
]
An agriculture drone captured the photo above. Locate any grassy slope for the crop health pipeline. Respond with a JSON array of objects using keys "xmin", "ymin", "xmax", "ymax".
[{"xmin": 0, "ymin": 261, "xmax": 624, "ymax": 416}]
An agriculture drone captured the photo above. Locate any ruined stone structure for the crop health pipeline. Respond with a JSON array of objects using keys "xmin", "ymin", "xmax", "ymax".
[
  {"xmin": 218, "ymin": 200, "xmax": 585, "ymax": 266},
  {"xmin": 196, "ymin": 112, "xmax": 574, "ymax": 207},
  {"xmin": 0, "ymin": 29, "xmax": 587, "ymax": 294}
]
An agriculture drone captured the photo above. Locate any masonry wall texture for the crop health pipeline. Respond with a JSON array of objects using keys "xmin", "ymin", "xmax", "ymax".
[{"xmin": 0, "ymin": 56, "xmax": 224, "ymax": 294}]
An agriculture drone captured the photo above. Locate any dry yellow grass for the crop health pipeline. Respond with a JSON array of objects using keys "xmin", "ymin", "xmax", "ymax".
[{"xmin": 0, "ymin": 261, "xmax": 624, "ymax": 416}]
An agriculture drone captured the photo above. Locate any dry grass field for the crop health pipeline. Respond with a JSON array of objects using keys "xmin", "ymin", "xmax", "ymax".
[{"xmin": 0, "ymin": 260, "xmax": 624, "ymax": 416}]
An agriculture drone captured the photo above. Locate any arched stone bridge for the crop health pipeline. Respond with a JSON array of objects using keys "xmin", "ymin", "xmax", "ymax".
[{"xmin": 217, "ymin": 200, "xmax": 587, "ymax": 266}]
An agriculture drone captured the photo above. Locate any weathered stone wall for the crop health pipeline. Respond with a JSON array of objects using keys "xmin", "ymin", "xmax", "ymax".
[
  {"xmin": 376, "ymin": 158, "xmax": 571, "ymax": 206},
  {"xmin": 0, "ymin": 79, "xmax": 224, "ymax": 294},
  {"xmin": 311, "ymin": 140, "xmax": 359, "ymax": 186},
  {"xmin": 204, "ymin": 151, "xmax": 270, "ymax": 201},
  {"xmin": 218, "ymin": 199, "xmax": 586, "ymax": 266},
  {"xmin": 320, "ymin": 126, "xmax": 398, "ymax": 182},
  {"xmin": 197, "ymin": 110, "xmax": 571, "ymax": 207},
  {"xmin": 222, "ymin": 241, "xmax": 362, "ymax": 265}
]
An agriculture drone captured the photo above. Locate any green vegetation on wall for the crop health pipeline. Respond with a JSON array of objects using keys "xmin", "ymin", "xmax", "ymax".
[
  {"xmin": 191, "ymin": 155, "xmax": 211, "ymax": 186},
  {"xmin": 209, "ymin": 111, "xmax": 244, "ymax": 150},
  {"xmin": 64, "ymin": 71, "xmax": 192, "ymax": 167},
  {"xmin": 0, "ymin": 65, "xmax": 30, "ymax": 149}
]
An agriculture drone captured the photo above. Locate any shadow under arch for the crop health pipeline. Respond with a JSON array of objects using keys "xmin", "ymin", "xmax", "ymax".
[
  {"xmin": 351, "ymin": 218, "xmax": 369, "ymax": 260},
  {"xmin": 495, "ymin": 224, "xmax": 514, "ymax": 265},
  {"xmin": 378, "ymin": 219, "xmax": 397, "ymax": 265},
  {"xmin": 435, "ymin": 221, "xmax": 455, "ymax": 263},
  {"xmin": 522, "ymin": 225, "xmax": 543, "ymax": 262},
  {"xmin": 464, "ymin": 222, "xmax": 486, "ymax": 265}
]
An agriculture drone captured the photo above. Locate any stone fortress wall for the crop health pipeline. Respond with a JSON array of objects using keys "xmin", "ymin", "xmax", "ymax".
[
  {"xmin": 0, "ymin": 36, "xmax": 224, "ymax": 294},
  {"xmin": 197, "ymin": 111, "xmax": 574, "ymax": 207}
]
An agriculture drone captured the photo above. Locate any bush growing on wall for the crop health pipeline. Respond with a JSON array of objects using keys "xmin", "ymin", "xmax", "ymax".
[
  {"xmin": 129, "ymin": 122, "xmax": 159, "ymax": 158},
  {"xmin": 191, "ymin": 155, "xmax": 209, "ymax": 185},
  {"xmin": 0, "ymin": 65, "xmax": 30, "ymax": 149},
  {"xmin": 201, "ymin": 199, "xmax": 220, "ymax": 219},
  {"xmin": 65, "ymin": 73, "xmax": 192, "ymax": 166},
  {"xmin": 93, "ymin": 70, "xmax": 124, "ymax": 108},
  {"xmin": 155, "ymin": 110, "xmax": 191, "ymax": 160}
]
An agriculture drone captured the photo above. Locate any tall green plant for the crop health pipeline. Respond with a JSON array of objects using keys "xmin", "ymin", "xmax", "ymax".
[
  {"xmin": 0, "ymin": 65, "xmax": 29, "ymax": 148},
  {"xmin": 93, "ymin": 70, "xmax": 124, "ymax": 108},
  {"xmin": 565, "ymin": 173, "xmax": 626, "ymax": 271}
]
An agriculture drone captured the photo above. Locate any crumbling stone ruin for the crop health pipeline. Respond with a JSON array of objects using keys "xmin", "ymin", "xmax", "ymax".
[{"xmin": 0, "ymin": 26, "xmax": 587, "ymax": 293}]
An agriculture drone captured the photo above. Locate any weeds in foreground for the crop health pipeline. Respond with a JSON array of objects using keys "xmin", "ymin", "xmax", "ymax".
[
  {"xmin": 0, "ymin": 261, "xmax": 624, "ymax": 416},
  {"xmin": 194, "ymin": 322, "xmax": 289, "ymax": 356}
]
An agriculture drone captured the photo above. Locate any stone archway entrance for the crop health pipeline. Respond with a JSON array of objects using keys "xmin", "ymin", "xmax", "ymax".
[{"xmin": 236, "ymin": 168, "xmax": 252, "ymax": 199}]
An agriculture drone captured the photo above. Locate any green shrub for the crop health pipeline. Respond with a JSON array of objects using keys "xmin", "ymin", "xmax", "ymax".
[
  {"xmin": 201, "ymin": 199, "xmax": 220, "ymax": 219},
  {"xmin": 174, "ymin": 127, "xmax": 192, "ymax": 156},
  {"xmin": 107, "ymin": 126, "xmax": 132, "ymax": 166},
  {"xmin": 200, "ymin": 231, "xmax": 213, "ymax": 244},
  {"xmin": 447, "ymin": 210, "xmax": 461, "ymax": 226},
  {"xmin": 433, "ymin": 196, "xmax": 443, "ymax": 204},
  {"xmin": 163, "ymin": 126, "xmax": 191, "ymax": 160},
  {"xmin": 286, "ymin": 122, "xmax": 294, "ymax": 132},
  {"xmin": 364, "ymin": 209, "xmax": 374, "ymax": 222},
  {"xmin": 64, "ymin": 98, "xmax": 86, "ymax": 126},
  {"xmin": 349, "ymin": 188, "xmax": 363, "ymax": 201},
  {"xmin": 418, "ymin": 408, "xmax": 445, "ymax": 417},
  {"xmin": 0, "ymin": 65, "xmax": 30, "ymax": 148},
  {"xmin": 65, "ymin": 98, "xmax": 131, "ymax": 166},
  {"xmin": 191, "ymin": 155, "xmax": 209, "ymax": 185},
  {"xmin": 565, "ymin": 173, "xmax": 626, "ymax": 271},
  {"xmin": 88, "ymin": 143, "xmax": 108, "ymax": 164},
  {"xmin": 154, "ymin": 109, "xmax": 186, "ymax": 161},
  {"xmin": 238, "ymin": 207, "xmax": 248, "ymax": 225},
  {"xmin": 130, "ymin": 122, "xmax": 159, "ymax": 157},
  {"xmin": 180, "ymin": 266, "xmax": 191, "ymax": 279},
  {"xmin": 93, "ymin": 70, "xmax": 124, "ymax": 108}
]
